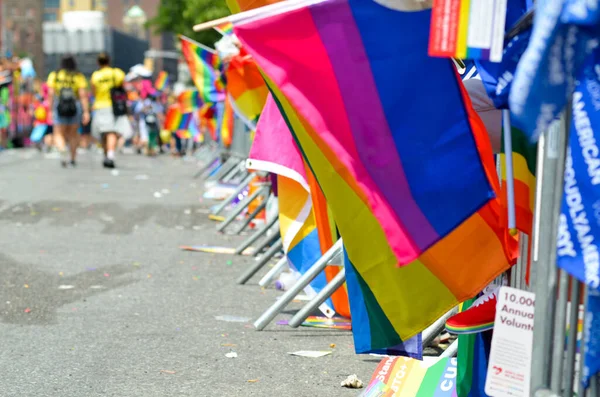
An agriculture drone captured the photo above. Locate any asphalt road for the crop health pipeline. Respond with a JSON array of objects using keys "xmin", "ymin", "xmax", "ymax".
[{"xmin": 0, "ymin": 149, "xmax": 377, "ymax": 397}]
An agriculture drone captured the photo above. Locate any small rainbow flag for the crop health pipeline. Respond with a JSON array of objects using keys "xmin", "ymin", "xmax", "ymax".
[
  {"xmin": 164, "ymin": 104, "xmax": 182, "ymax": 132},
  {"xmin": 154, "ymin": 71, "xmax": 169, "ymax": 91},
  {"xmin": 178, "ymin": 90, "xmax": 201, "ymax": 114},
  {"xmin": 220, "ymin": 95, "xmax": 234, "ymax": 148},
  {"xmin": 179, "ymin": 35, "xmax": 225, "ymax": 103},
  {"xmin": 215, "ymin": 21, "xmax": 234, "ymax": 36}
]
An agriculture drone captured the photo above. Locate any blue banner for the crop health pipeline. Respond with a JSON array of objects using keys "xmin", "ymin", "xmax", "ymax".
[
  {"xmin": 556, "ymin": 53, "xmax": 600, "ymax": 387},
  {"xmin": 509, "ymin": 0, "xmax": 599, "ymax": 142},
  {"xmin": 556, "ymin": 53, "xmax": 600, "ymax": 288}
]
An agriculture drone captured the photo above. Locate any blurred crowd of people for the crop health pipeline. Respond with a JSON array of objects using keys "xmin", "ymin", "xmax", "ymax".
[{"xmin": 0, "ymin": 53, "xmax": 195, "ymax": 169}]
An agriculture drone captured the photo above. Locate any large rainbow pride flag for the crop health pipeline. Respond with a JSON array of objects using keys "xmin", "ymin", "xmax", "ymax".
[{"xmin": 234, "ymin": 0, "xmax": 516, "ymax": 342}]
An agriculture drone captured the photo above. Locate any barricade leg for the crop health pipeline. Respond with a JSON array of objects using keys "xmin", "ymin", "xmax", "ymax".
[
  {"xmin": 216, "ymin": 186, "xmax": 269, "ymax": 232},
  {"xmin": 221, "ymin": 160, "xmax": 247, "ymax": 183},
  {"xmin": 234, "ymin": 217, "xmax": 279, "ymax": 255},
  {"xmin": 530, "ymin": 117, "xmax": 568, "ymax": 391},
  {"xmin": 211, "ymin": 173, "xmax": 254, "ymax": 216},
  {"xmin": 440, "ymin": 340, "xmax": 458, "ymax": 358},
  {"xmin": 563, "ymin": 279, "xmax": 581, "ymax": 397},
  {"xmin": 237, "ymin": 239, "xmax": 283, "ymax": 285},
  {"xmin": 288, "ymin": 268, "xmax": 346, "ymax": 328},
  {"xmin": 422, "ymin": 308, "xmax": 458, "ymax": 347},
  {"xmin": 207, "ymin": 156, "xmax": 239, "ymax": 183},
  {"xmin": 250, "ymin": 230, "xmax": 281, "ymax": 258},
  {"xmin": 551, "ymin": 269, "xmax": 570, "ymax": 393},
  {"xmin": 258, "ymin": 255, "xmax": 289, "ymax": 287},
  {"xmin": 253, "ymin": 239, "xmax": 343, "ymax": 331},
  {"xmin": 233, "ymin": 200, "xmax": 267, "ymax": 235},
  {"xmin": 193, "ymin": 152, "xmax": 220, "ymax": 178}
]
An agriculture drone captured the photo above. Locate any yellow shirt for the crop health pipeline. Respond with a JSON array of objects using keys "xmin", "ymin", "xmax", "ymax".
[
  {"xmin": 90, "ymin": 67, "xmax": 126, "ymax": 110},
  {"xmin": 47, "ymin": 70, "xmax": 87, "ymax": 92}
]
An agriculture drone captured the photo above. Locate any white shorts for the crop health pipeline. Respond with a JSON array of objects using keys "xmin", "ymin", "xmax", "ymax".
[{"xmin": 92, "ymin": 108, "xmax": 133, "ymax": 140}]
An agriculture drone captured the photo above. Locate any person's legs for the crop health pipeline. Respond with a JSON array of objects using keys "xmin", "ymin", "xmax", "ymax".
[
  {"xmin": 53, "ymin": 123, "xmax": 69, "ymax": 166},
  {"xmin": 65, "ymin": 124, "xmax": 80, "ymax": 163},
  {"xmin": 102, "ymin": 131, "xmax": 118, "ymax": 168}
]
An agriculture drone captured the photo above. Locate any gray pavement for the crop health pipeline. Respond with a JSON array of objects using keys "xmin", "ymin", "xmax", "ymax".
[{"xmin": 0, "ymin": 149, "xmax": 377, "ymax": 397}]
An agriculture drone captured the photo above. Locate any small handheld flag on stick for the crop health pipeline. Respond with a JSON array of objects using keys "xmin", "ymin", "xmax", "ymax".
[{"xmin": 502, "ymin": 109, "xmax": 517, "ymax": 235}]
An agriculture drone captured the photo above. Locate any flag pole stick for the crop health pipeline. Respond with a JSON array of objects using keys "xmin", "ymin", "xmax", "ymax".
[
  {"xmin": 502, "ymin": 109, "xmax": 517, "ymax": 235},
  {"xmin": 179, "ymin": 34, "xmax": 217, "ymax": 54}
]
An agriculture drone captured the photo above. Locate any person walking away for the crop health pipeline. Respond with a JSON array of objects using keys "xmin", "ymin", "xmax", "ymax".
[
  {"xmin": 46, "ymin": 55, "xmax": 90, "ymax": 167},
  {"xmin": 134, "ymin": 93, "xmax": 163, "ymax": 156},
  {"xmin": 90, "ymin": 53, "xmax": 128, "ymax": 169}
]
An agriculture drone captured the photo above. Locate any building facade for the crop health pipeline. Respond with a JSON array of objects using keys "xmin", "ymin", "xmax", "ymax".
[
  {"xmin": 4, "ymin": 0, "xmax": 44, "ymax": 74},
  {"xmin": 43, "ymin": 0, "xmax": 60, "ymax": 21},
  {"xmin": 60, "ymin": 0, "xmax": 106, "ymax": 16},
  {"xmin": 105, "ymin": 0, "xmax": 165, "ymax": 71}
]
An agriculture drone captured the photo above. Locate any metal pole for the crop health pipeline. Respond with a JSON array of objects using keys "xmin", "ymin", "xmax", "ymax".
[
  {"xmin": 250, "ymin": 229, "xmax": 281, "ymax": 258},
  {"xmin": 211, "ymin": 173, "xmax": 254, "ymax": 216},
  {"xmin": 563, "ymin": 279, "xmax": 582, "ymax": 397},
  {"xmin": 206, "ymin": 156, "xmax": 239, "ymax": 183},
  {"xmin": 288, "ymin": 269, "xmax": 346, "ymax": 328},
  {"xmin": 234, "ymin": 217, "xmax": 279, "ymax": 255},
  {"xmin": 578, "ymin": 284, "xmax": 589, "ymax": 397},
  {"xmin": 236, "ymin": 239, "xmax": 283, "ymax": 285},
  {"xmin": 258, "ymin": 255, "xmax": 289, "ymax": 287},
  {"xmin": 422, "ymin": 308, "xmax": 458, "ymax": 347},
  {"xmin": 253, "ymin": 239, "xmax": 343, "ymax": 331},
  {"xmin": 551, "ymin": 269, "xmax": 570, "ymax": 393},
  {"xmin": 440, "ymin": 340, "xmax": 458, "ymax": 358},
  {"xmin": 530, "ymin": 115, "xmax": 569, "ymax": 391},
  {"xmin": 216, "ymin": 186, "xmax": 269, "ymax": 232},
  {"xmin": 221, "ymin": 160, "xmax": 246, "ymax": 183},
  {"xmin": 219, "ymin": 160, "xmax": 244, "ymax": 183},
  {"xmin": 233, "ymin": 200, "xmax": 267, "ymax": 235}
]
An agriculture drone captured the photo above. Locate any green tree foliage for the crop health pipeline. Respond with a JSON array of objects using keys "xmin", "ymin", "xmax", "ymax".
[{"xmin": 148, "ymin": 0, "xmax": 230, "ymax": 46}]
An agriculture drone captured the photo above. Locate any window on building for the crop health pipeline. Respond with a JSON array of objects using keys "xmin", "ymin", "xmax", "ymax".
[
  {"xmin": 26, "ymin": 9, "xmax": 35, "ymax": 19},
  {"xmin": 43, "ymin": 12, "xmax": 57, "ymax": 21},
  {"xmin": 92, "ymin": 0, "xmax": 96, "ymax": 9},
  {"xmin": 69, "ymin": 0, "xmax": 75, "ymax": 7},
  {"xmin": 44, "ymin": 0, "xmax": 60, "ymax": 8}
]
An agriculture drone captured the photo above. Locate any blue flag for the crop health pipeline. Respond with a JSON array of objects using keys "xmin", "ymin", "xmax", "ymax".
[
  {"xmin": 556, "ymin": 52, "xmax": 600, "ymax": 288},
  {"xmin": 509, "ymin": 0, "xmax": 600, "ymax": 142},
  {"xmin": 556, "ymin": 52, "xmax": 600, "ymax": 387}
]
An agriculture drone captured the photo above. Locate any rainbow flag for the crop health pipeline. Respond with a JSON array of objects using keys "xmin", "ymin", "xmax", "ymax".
[
  {"xmin": 220, "ymin": 95, "xmax": 234, "ymax": 148},
  {"xmin": 215, "ymin": 21, "xmax": 235, "ymax": 36},
  {"xmin": 362, "ymin": 356, "xmax": 458, "ymax": 396},
  {"xmin": 235, "ymin": 0, "xmax": 516, "ymax": 342},
  {"xmin": 154, "ymin": 71, "xmax": 169, "ymax": 91},
  {"xmin": 249, "ymin": 94, "xmax": 334, "ymax": 314},
  {"xmin": 179, "ymin": 112, "xmax": 193, "ymax": 131},
  {"xmin": 178, "ymin": 90, "xmax": 201, "ymax": 114},
  {"xmin": 164, "ymin": 104, "xmax": 182, "ymax": 132},
  {"xmin": 225, "ymin": 54, "xmax": 268, "ymax": 129},
  {"xmin": 179, "ymin": 36, "xmax": 225, "ymax": 103},
  {"xmin": 500, "ymin": 126, "xmax": 537, "ymax": 235},
  {"xmin": 199, "ymin": 103, "xmax": 218, "ymax": 141}
]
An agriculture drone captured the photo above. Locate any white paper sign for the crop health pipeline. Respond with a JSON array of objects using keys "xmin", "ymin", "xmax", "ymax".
[{"xmin": 485, "ymin": 286, "xmax": 535, "ymax": 397}]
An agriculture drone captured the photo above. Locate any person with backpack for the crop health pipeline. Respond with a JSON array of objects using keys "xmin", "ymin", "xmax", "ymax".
[
  {"xmin": 90, "ymin": 53, "xmax": 128, "ymax": 169},
  {"xmin": 46, "ymin": 55, "xmax": 90, "ymax": 167},
  {"xmin": 134, "ymin": 93, "xmax": 164, "ymax": 156}
]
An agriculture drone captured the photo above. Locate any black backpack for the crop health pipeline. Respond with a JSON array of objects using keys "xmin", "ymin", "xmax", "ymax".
[
  {"xmin": 110, "ymin": 69, "xmax": 128, "ymax": 117},
  {"xmin": 144, "ymin": 108, "xmax": 159, "ymax": 131},
  {"xmin": 56, "ymin": 71, "xmax": 78, "ymax": 118}
]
